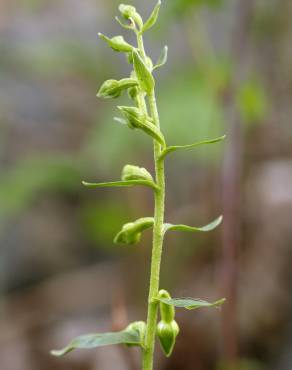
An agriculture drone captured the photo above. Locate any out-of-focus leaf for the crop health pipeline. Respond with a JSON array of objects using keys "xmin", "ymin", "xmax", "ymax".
[
  {"xmin": 0, "ymin": 157, "xmax": 80, "ymax": 220},
  {"xmin": 169, "ymin": 0, "xmax": 223, "ymax": 17},
  {"xmin": 237, "ymin": 78, "xmax": 267, "ymax": 125},
  {"xmin": 159, "ymin": 135, "xmax": 226, "ymax": 160},
  {"xmin": 156, "ymin": 297, "xmax": 226, "ymax": 310},
  {"xmin": 164, "ymin": 215, "xmax": 223, "ymax": 234}
]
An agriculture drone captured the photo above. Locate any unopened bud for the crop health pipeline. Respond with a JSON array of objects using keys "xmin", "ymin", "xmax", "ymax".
[
  {"xmin": 97, "ymin": 78, "xmax": 138, "ymax": 99},
  {"xmin": 122, "ymin": 165, "xmax": 153, "ymax": 182},
  {"xmin": 119, "ymin": 4, "xmax": 143, "ymax": 30},
  {"xmin": 99, "ymin": 33, "xmax": 133, "ymax": 52},
  {"xmin": 157, "ymin": 320, "xmax": 179, "ymax": 357}
]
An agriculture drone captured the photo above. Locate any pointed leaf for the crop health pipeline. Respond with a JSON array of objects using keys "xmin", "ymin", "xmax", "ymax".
[
  {"xmin": 51, "ymin": 322, "xmax": 145, "ymax": 357},
  {"xmin": 164, "ymin": 215, "xmax": 223, "ymax": 234},
  {"xmin": 132, "ymin": 50, "xmax": 155, "ymax": 94},
  {"xmin": 153, "ymin": 46, "xmax": 168, "ymax": 70},
  {"xmin": 82, "ymin": 180, "xmax": 159, "ymax": 191},
  {"xmin": 142, "ymin": 0, "xmax": 161, "ymax": 33},
  {"xmin": 114, "ymin": 217, "xmax": 154, "ymax": 244},
  {"xmin": 98, "ymin": 33, "xmax": 134, "ymax": 52},
  {"xmin": 159, "ymin": 135, "xmax": 226, "ymax": 160},
  {"xmin": 156, "ymin": 297, "xmax": 226, "ymax": 310}
]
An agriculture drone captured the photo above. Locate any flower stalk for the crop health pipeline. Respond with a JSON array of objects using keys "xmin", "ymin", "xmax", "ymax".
[{"xmin": 51, "ymin": 2, "xmax": 226, "ymax": 369}]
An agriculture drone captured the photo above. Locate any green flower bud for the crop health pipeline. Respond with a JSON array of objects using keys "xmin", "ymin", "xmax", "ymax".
[
  {"xmin": 128, "ymin": 86, "xmax": 138, "ymax": 100},
  {"xmin": 126, "ymin": 321, "xmax": 146, "ymax": 347},
  {"xmin": 119, "ymin": 4, "xmax": 143, "ymax": 30},
  {"xmin": 114, "ymin": 217, "xmax": 154, "ymax": 245},
  {"xmin": 98, "ymin": 33, "xmax": 134, "ymax": 52},
  {"xmin": 158, "ymin": 289, "xmax": 175, "ymax": 323},
  {"xmin": 117, "ymin": 106, "xmax": 144, "ymax": 129},
  {"xmin": 157, "ymin": 320, "xmax": 179, "ymax": 357},
  {"xmin": 117, "ymin": 106, "xmax": 166, "ymax": 147},
  {"xmin": 97, "ymin": 78, "xmax": 138, "ymax": 99},
  {"xmin": 122, "ymin": 165, "xmax": 153, "ymax": 182},
  {"xmin": 126, "ymin": 320, "xmax": 146, "ymax": 338}
]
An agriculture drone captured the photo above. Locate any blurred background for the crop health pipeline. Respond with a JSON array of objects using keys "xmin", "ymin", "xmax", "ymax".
[{"xmin": 1, "ymin": 0, "xmax": 292, "ymax": 369}]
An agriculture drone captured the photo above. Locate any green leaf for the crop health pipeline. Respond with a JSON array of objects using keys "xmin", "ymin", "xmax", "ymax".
[
  {"xmin": 82, "ymin": 180, "xmax": 159, "ymax": 191},
  {"xmin": 156, "ymin": 297, "xmax": 226, "ymax": 310},
  {"xmin": 51, "ymin": 322, "xmax": 145, "ymax": 357},
  {"xmin": 153, "ymin": 46, "xmax": 168, "ymax": 70},
  {"xmin": 98, "ymin": 33, "xmax": 134, "ymax": 52},
  {"xmin": 132, "ymin": 50, "xmax": 155, "ymax": 94},
  {"xmin": 97, "ymin": 78, "xmax": 138, "ymax": 99},
  {"xmin": 164, "ymin": 215, "xmax": 223, "ymax": 234},
  {"xmin": 142, "ymin": 0, "xmax": 161, "ymax": 33},
  {"xmin": 159, "ymin": 135, "xmax": 226, "ymax": 160},
  {"xmin": 114, "ymin": 217, "xmax": 154, "ymax": 244}
]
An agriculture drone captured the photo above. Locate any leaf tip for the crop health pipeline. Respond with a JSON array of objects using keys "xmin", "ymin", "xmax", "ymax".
[
  {"xmin": 50, "ymin": 349, "xmax": 64, "ymax": 357},
  {"xmin": 215, "ymin": 298, "xmax": 226, "ymax": 306},
  {"xmin": 82, "ymin": 181, "xmax": 90, "ymax": 186}
]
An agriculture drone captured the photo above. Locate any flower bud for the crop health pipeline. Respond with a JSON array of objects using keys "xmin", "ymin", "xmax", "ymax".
[
  {"xmin": 98, "ymin": 33, "xmax": 133, "ymax": 52},
  {"xmin": 119, "ymin": 4, "xmax": 143, "ymax": 30},
  {"xmin": 122, "ymin": 165, "xmax": 153, "ymax": 182},
  {"xmin": 117, "ymin": 106, "xmax": 166, "ymax": 147},
  {"xmin": 116, "ymin": 222, "xmax": 140, "ymax": 244},
  {"xmin": 114, "ymin": 217, "xmax": 154, "ymax": 245},
  {"xmin": 128, "ymin": 86, "xmax": 138, "ymax": 100},
  {"xmin": 97, "ymin": 78, "xmax": 138, "ymax": 99},
  {"xmin": 158, "ymin": 290, "xmax": 175, "ymax": 323},
  {"xmin": 157, "ymin": 320, "xmax": 179, "ymax": 357},
  {"xmin": 126, "ymin": 321, "xmax": 146, "ymax": 337},
  {"xmin": 117, "ymin": 106, "xmax": 144, "ymax": 129}
]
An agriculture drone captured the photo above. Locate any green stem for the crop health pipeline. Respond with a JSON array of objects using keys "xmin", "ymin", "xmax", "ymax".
[
  {"xmin": 136, "ymin": 32, "xmax": 166, "ymax": 370},
  {"xmin": 142, "ymin": 92, "xmax": 165, "ymax": 370}
]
